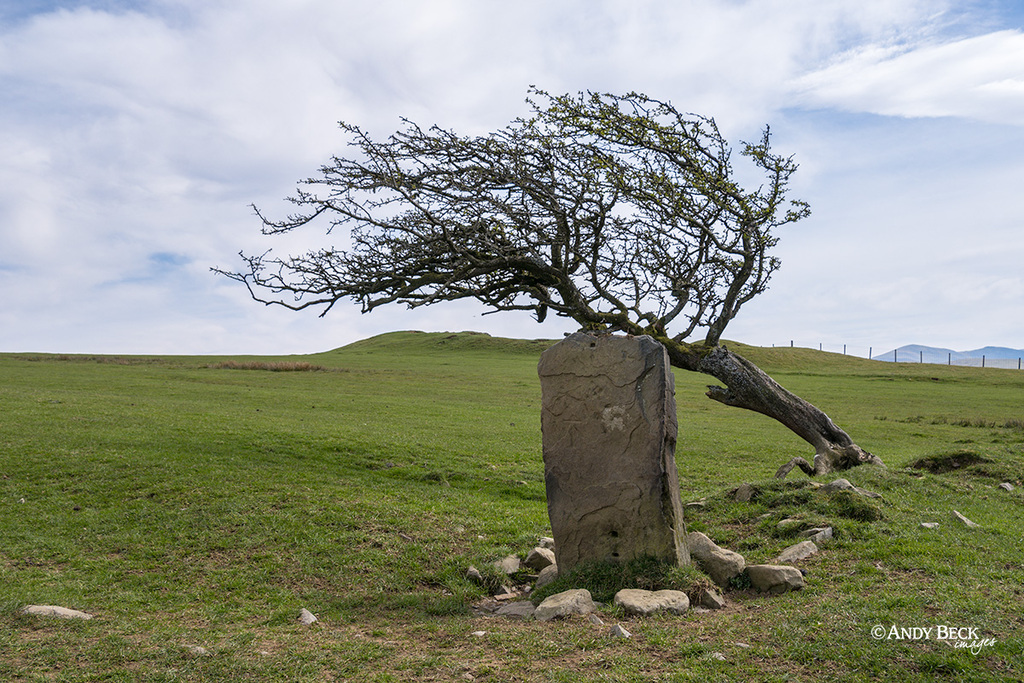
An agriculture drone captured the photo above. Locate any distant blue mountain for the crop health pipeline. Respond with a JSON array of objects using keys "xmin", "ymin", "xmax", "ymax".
[
  {"xmin": 873, "ymin": 345, "xmax": 1024, "ymax": 365},
  {"xmin": 967, "ymin": 346, "xmax": 1024, "ymax": 359}
]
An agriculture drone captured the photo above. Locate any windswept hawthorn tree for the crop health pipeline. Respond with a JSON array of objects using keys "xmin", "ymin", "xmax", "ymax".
[{"xmin": 216, "ymin": 89, "xmax": 882, "ymax": 478}]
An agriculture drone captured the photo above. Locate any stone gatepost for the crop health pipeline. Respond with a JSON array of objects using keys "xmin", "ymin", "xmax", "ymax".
[{"xmin": 538, "ymin": 332, "xmax": 689, "ymax": 575}]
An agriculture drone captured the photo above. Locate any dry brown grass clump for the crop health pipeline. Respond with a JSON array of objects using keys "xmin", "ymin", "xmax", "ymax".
[{"xmin": 212, "ymin": 361, "xmax": 327, "ymax": 372}]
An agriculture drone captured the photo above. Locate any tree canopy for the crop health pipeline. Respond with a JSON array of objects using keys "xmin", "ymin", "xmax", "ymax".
[{"xmin": 219, "ymin": 89, "xmax": 808, "ymax": 347}]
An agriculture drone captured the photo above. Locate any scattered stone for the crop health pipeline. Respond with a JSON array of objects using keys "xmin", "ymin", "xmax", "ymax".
[
  {"xmin": 495, "ymin": 601, "xmax": 536, "ymax": 619},
  {"xmin": 687, "ymin": 531, "xmax": 745, "ymax": 587},
  {"xmin": 539, "ymin": 537, "xmax": 556, "ymax": 550},
  {"xmin": 535, "ymin": 564, "xmax": 559, "ymax": 590},
  {"xmin": 588, "ymin": 613, "xmax": 605, "ymax": 626},
  {"xmin": 920, "ymin": 522, "xmax": 939, "ymax": 529},
  {"xmin": 746, "ymin": 564, "xmax": 805, "ymax": 594},
  {"xmin": 685, "ymin": 499, "xmax": 707, "ymax": 509},
  {"xmin": 776, "ymin": 517, "xmax": 803, "ymax": 533},
  {"xmin": 998, "ymin": 482, "xmax": 1014, "ymax": 492},
  {"xmin": 735, "ymin": 642, "xmax": 751, "ymax": 649},
  {"xmin": 610, "ymin": 624, "xmax": 632, "ymax": 639},
  {"xmin": 708, "ymin": 652, "xmax": 727, "ymax": 661},
  {"xmin": 185, "ymin": 645, "xmax": 209, "ymax": 657},
  {"xmin": 613, "ymin": 588, "xmax": 689, "ymax": 616},
  {"xmin": 539, "ymin": 333, "xmax": 689, "ymax": 574},
  {"xmin": 493, "ymin": 585, "xmax": 517, "ymax": 599},
  {"xmin": 297, "ymin": 608, "xmax": 318, "ymax": 625},
  {"xmin": 775, "ymin": 540, "xmax": 818, "ymax": 564},
  {"xmin": 733, "ymin": 483, "xmax": 755, "ymax": 502},
  {"xmin": 822, "ymin": 478, "xmax": 881, "ymax": 499},
  {"xmin": 697, "ymin": 588, "xmax": 727, "ymax": 610},
  {"xmin": 524, "ymin": 547, "xmax": 556, "ymax": 570},
  {"xmin": 798, "ymin": 527, "xmax": 833, "ymax": 543},
  {"xmin": 494, "ymin": 555, "xmax": 521, "ymax": 575},
  {"xmin": 21, "ymin": 605, "xmax": 93, "ymax": 620},
  {"xmin": 470, "ymin": 600, "xmax": 499, "ymax": 616},
  {"xmin": 470, "ymin": 631, "xmax": 487, "ymax": 637},
  {"xmin": 534, "ymin": 589, "xmax": 596, "ymax": 622},
  {"xmin": 951, "ymin": 510, "xmax": 979, "ymax": 528},
  {"xmin": 465, "ymin": 565, "xmax": 484, "ymax": 584}
]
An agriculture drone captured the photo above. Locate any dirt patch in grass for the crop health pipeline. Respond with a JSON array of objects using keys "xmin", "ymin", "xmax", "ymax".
[{"xmin": 909, "ymin": 450, "xmax": 992, "ymax": 474}]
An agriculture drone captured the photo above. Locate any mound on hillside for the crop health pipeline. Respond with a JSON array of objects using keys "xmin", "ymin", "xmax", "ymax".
[{"xmin": 334, "ymin": 330, "xmax": 557, "ymax": 356}]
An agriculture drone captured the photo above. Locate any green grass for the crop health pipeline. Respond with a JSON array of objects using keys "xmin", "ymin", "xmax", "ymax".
[{"xmin": 1, "ymin": 331, "xmax": 1022, "ymax": 681}]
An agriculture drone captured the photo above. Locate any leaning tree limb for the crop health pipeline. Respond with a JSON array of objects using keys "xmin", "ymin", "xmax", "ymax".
[{"xmin": 661, "ymin": 341, "xmax": 885, "ymax": 478}]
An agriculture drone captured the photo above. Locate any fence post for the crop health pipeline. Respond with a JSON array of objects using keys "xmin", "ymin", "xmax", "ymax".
[
  {"xmin": 983, "ymin": 355, "xmax": 986, "ymax": 368},
  {"xmin": 819, "ymin": 343, "xmax": 822, "ymax": 351},
  {"xmin": 843, "ymin": 344, "xmax": 847, "ymax": 355},
  {"xmin": 894, "ymin": 349, "xmax": 897, "ymax": 363},
  {"xmin": 869, "ymin": 346, "xmax": 872, "ymax": 360},
  {"xmin": 948, "ymin": 352, "xmax": 951, "ymax": 365},
  {"xmin": 920, "ymin": 350, "xmax": 923, "ymax": 363}
]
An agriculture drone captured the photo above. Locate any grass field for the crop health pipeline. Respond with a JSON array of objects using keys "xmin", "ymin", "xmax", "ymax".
[{"xmin": 1, "ymin": 330, "xmax": 1022, "ymax": 681}]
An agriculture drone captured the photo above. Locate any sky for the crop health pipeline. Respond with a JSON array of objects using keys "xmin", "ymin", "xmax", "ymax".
[{"xmin": 1, "ymin": 0, "xmax": 1023, "ymax": 356}]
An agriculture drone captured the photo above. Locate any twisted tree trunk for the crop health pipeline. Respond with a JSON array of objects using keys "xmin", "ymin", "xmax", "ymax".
[{"xmin": 661, "ymin": 342, "xmax": 884, "ymax": 478}]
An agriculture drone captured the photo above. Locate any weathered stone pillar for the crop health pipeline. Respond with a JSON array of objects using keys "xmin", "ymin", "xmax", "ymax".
[{"xmin": 538, "ymin": 333, "xmax": 689, "ymax": 575}]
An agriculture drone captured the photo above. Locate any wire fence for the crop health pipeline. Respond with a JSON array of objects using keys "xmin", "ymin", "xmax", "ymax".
[{"xmin": 770, "ymin": 342, "xmax": 1024, "ymax": 370}]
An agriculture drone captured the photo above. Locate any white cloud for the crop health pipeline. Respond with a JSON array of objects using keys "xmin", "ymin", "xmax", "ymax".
[{"xmin": 790, "ymin": 29, "xmax": 1024, "ymax": 125}]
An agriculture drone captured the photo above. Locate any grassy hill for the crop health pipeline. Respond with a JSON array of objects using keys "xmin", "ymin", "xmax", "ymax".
[{"xmin": 1, "ymin": 332, "xmax": 1021, "ymax": 681}]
